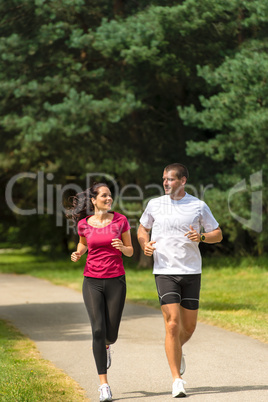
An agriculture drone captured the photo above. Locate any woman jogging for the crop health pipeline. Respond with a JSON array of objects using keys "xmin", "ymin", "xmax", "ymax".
[{"xmin": 69, "ymin": 183, "xmax": 133, "ymax": 402}]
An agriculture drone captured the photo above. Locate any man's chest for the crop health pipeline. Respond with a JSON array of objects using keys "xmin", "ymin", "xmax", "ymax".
[{"xmin": 151, "ymin": 206, "xmax": 201, "ymax": 233}]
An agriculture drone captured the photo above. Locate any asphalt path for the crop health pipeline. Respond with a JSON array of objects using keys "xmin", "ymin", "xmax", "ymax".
[{"xmin": 0, "ymin": 273, "xmax": 267, "ymax": 402}]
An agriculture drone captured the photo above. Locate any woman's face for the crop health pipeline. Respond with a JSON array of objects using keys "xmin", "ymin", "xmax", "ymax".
[{"xmin": 92, "ymin": 186, "xmax": 113, "ymax": 211}]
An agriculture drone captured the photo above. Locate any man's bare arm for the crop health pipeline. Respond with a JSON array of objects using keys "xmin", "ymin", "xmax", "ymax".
[{"xmin": 137, "ymin": 224, "xmax": 156, "ymax": 256}]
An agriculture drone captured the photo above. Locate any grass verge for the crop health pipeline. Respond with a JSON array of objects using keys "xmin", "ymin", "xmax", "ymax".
[
  {"xmin": 0, "ymin": 251, "xmax": 267, "ymax": 344},
  {"xmin": 0, "ymin": 251, "xmax": 267, "ymax": 399},
  {"xmin": 125, "ymin": 257, "xmax": 268, "ymax": 343},
  {"xmin": 0, "ymin": 319, "xmax": 89, "ymax": 402}
]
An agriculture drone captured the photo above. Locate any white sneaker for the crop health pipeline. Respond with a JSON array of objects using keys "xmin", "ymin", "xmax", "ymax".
[
  {"xmin": 106, "ymin": 345, "xmax": 112, "ymax": 369},
  {"xmin": 98, "ymin": 383, "xmax": 112, "ymax": 401},
  {"xmin": 180, "ymin": 354, "xmax": 186, "ymax": 375},
  {"xmin": 172, "ymin": 378, "xmax": 186, "ymax": 398}
]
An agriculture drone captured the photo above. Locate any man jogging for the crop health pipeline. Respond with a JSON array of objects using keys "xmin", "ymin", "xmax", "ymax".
[{"xmin": 137, "ymin": 163, "xmax": 222, "ymax": 398}]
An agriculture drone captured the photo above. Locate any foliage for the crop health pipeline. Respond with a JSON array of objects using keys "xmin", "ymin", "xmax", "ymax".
[
  {"xmin": 179, "ymin": 40, "xmax": 268, "ymax": 254},
  {"xmin": 0, "ymin": 0, "xmax": 267, "ymax": 254}
]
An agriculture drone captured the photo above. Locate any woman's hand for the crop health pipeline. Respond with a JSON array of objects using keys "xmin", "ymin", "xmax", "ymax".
[
  {"xmin": 111, "ymin": 235, "xmax": 133, "ymax": 257},
  {"xmin": 111, "ymin": 238, "xmax": 124, "ymax": 251},
  {"xmin": 71, "ymin": 251, "xmax": 82, "ymax": 262}
]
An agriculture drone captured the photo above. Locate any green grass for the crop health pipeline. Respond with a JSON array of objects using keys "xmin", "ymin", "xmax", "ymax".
[
  {"xmin": 0, "ymin": 251, "xmax": 267, "ymax": 344},
  {"xmin": 199, "ymin": 265, "xmax": 268, "ymax": 343},
  {"xmin": 125, "ymin": 257, "xmax": 268, "ymax": 343},
  {"xmin": 0, "ymin": 251, "xmax": 84, "ymax": 292},
  {"xmin": 0, "ymin": 319, "xmax": 89, "ymax": 402},
  {"xmin": 0, "ymin": 251, "xmax": 267, "ymax": 400}
]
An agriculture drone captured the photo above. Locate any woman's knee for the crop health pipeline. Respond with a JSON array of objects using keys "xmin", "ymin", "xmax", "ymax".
[
  {"xmin": 106, "ymin": 337, "xmax": 117, "ymax": 345},
  {"xmin": 106, "ymin": 330, "xmax": 118, "ymax": 345},
  {"xmin": 92, "ymin": 327, "xmax": 104, "ymax": 341}
]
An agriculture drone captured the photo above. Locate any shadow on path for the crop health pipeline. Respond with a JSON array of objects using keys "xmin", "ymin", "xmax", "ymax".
[
  {"xmin": 0, "ymin": 300, "xmax": 161, "ymax": 342},
  {"xmin": 188, "ymin": 385, "xmax": 268, "ymax": 396}
]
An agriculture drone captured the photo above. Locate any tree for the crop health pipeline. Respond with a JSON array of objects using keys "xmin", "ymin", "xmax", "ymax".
[
  {"xmin": 179, "ymin": 37, "xmax": 268, "ymax": 253},
  {"xmin": 0, "ymin": 0, "xmax": 143, "ymax": 251},
  {"xmin": 1, "ymin": 0, "xmax": 267, "ymax": 256},
  {"xmin": 91, "ymin": 0, "xmax": 268, "ymax": 255}
]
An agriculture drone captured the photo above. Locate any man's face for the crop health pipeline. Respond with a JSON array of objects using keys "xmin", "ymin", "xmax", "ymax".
[{"xmin": 162, "ymin": 169, "xmax": 186, "ymax": 197}]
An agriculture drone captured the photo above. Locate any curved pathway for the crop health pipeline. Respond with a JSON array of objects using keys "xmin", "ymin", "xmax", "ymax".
[{"xmin": 0, "ymin": 274, "xmax": 267, "ymax": 401}]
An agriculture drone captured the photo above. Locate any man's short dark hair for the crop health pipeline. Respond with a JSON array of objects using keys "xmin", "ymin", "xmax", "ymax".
[{"xmin": 164, "ymin": 163, "xmax": 189, "ymax": 180}]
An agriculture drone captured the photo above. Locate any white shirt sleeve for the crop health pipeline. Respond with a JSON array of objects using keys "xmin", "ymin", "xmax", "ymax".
[
  {"xmin": 200, "ymin": 202, "xmax": 219, "ymax": 233},
  {"xmin": 140, "ymin": 200, "xmax": 154, "ymax": 229}
]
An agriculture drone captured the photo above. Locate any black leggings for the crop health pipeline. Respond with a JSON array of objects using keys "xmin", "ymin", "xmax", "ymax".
[{"xmin": 82, "ymin": 275, "xmax": 126, "ymax": 375}]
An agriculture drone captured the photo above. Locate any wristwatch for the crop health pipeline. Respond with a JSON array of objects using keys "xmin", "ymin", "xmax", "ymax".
[{"xmin": 200, "ymin": 234, "xmax": 206, "ymax": 242}]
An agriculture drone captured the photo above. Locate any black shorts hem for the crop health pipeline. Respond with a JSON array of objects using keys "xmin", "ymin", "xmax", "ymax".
[{"xmin": 155, "ymin": 274, "xmax": 201, "ymax": 310}]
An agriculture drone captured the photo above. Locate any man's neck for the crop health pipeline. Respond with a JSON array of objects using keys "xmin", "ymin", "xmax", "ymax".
[{"xmin": 170, "ymin": 191, "xmax": 186, "ymax": 201}]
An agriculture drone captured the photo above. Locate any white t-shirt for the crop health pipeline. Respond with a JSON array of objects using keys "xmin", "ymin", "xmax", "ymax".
[{"xmin": 140, "ymin": 193, "xmax": 219, "ymax": 275}]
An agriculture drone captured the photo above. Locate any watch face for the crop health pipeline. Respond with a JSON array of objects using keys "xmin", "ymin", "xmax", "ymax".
[{"xmin": 201, "ymin": 235, "xmax": 205, "ymax": 241}]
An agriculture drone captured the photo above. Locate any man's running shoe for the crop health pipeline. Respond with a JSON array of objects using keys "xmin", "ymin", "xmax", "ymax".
[
  {"xmin": 98, "ymin": 383, "xmax": 112, "ymax": 401},
  {"xmin": 172, "ymin": 378, "xmax": 186, "ymax": 398},
  {"xmin": 106, "ymin": 345, "xmax": 112, "ymax": 369},
  {"xmin": 180, "ymin": 353, "xmax": 186, "ymax": 375}
]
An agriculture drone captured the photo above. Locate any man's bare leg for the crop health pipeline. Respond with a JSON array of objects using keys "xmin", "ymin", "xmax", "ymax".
[
  {"xmin": 161, "ymin": 303, "xmax": 182, "ymax": 380},
  {"xmin": 179, "ymin": 305, "xmax": 198, "ymax": 346},
  {"xmin": 161, "ymin": 304, "xmax": 198, "ymax": 380}
]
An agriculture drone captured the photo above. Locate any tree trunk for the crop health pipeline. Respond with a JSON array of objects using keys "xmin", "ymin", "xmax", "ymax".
[
  {"xmin": 114, "ymin": 0, "xmax": 124, "ymax": 17},
  {"xmin": 138, "ymin": 252, "xmax": 153, "ymax": 269}
]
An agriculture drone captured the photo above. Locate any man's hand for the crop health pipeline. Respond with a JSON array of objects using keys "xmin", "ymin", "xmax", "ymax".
[
  {"xmin": 184, "ymin": 225, "xmax": 200, "ymax": 242},
  {"xmin": 144, "ymin": 240, "xmax": 156, "ymax": 256}
]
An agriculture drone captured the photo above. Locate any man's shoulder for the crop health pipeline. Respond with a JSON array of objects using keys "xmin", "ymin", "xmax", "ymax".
[
  {"xmin": 183, "ymin": 193, "xmax": 205, "ymax": 205},
  {"xmin": 146, "ymin": 195, "xmax": 169, "ymax": 207}
]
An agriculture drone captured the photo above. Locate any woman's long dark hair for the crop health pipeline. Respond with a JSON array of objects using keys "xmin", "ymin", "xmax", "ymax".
[{"xmin": 67, "ymin": 183, "xmax": 109, "ymax": 225}]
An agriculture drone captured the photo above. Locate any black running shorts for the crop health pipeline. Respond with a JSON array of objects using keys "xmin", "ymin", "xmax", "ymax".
[{"xmin": 155, "ymin": 274, "xmax": 201, "ymax": 310}]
